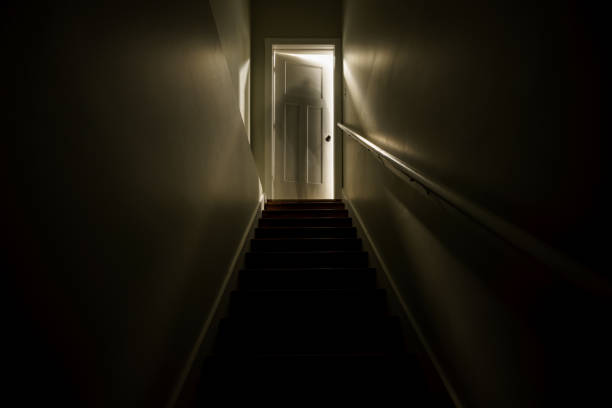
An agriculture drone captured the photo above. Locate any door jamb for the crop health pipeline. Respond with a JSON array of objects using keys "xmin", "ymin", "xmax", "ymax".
[{"xmin": 264, "ymin": 38, "xmax": 342, "ymax": 199}]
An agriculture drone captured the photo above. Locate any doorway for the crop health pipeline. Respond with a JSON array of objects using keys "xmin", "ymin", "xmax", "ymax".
[{"xmin": 265, "ymin": 40, "xmax": 341, "ymax": 199}]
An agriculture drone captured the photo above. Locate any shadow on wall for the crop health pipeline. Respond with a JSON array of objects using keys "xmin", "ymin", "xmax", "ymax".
[
  {"xmin": 341, "ymin": 2, "xmax": 606, "ymax": 404},
  {"xmin": 343, "ymin": 134, "xmax": 609, "ymax": 407},
  {"xmin": 12, "ymin": 1, "xmax": 260, "ymax": 407}
]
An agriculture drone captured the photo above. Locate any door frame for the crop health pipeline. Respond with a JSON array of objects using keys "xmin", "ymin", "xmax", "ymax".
[{"xmin": 264, "ymin": 38, "xmax": 342, "ymax": 199}]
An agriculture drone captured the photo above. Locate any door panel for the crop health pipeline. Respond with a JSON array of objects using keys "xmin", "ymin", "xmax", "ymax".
[
  {"xmin": 284, "ymin": 103, "xmax": 299, "ymax": 182},
  {"xmin": 274, "ymin": 52, "xmax": 333, "ymax": 199},
  {"xmin": 307, "ymin": 106, "xmax": 323, "ymax": 184}
]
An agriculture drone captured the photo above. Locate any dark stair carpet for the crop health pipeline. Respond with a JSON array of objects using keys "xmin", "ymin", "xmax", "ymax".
[{"xmin": 197, "ymin": 199, "xmax": 451, "ymax": 405}]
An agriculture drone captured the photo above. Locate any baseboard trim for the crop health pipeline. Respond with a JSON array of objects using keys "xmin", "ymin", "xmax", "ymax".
[
  {"xmin": 342, "ymin": 190, "xmax": 463, "ymax": 408},
  {"xmin": 166, "ymin": 194, "xmax": 264, "ymax": 408}
]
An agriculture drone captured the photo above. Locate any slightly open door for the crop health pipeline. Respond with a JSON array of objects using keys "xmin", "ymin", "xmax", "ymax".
[{"xmin": 273, "ymin": 51, "xmax": 334, "ymax": 199}]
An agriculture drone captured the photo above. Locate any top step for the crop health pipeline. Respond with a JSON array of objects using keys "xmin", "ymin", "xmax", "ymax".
[
  {"xmin": 262, "ymin": 209, "xmax": 348, "ymax": 218},
  {"xmin": 267, "ymin": 199, "xmax": 342, "ymax": 203},
  {"xmin": 266, "ymin": 201, "xmax": 345, "ymax": 210},
  {"xmin": 266, "ymin": 199, "xmax": 345, "ymax": 211}
]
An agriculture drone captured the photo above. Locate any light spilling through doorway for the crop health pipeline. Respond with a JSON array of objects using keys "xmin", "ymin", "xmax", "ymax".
[{"xmin": 271, "ymin": 45, "xmax": 335, "ymax": 199}]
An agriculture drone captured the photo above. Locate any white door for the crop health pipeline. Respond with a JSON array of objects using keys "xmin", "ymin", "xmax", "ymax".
[{"xmin": 273, "ymin": 52, "xmax": 333, "ymax": 199}]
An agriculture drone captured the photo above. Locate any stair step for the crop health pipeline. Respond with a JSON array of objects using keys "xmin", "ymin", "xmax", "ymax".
[
  {"xmin": 228, "ymin": 289, "xmax": 386, "ymax": 317},
  {"xmin": 198, "ymin": 354, "xmax": 445, "ymax": 405},
  {"xmin": 238, "ymin": 267, "xmax": 376, "ymax": 290},
  {"xmin": 259, "ymin": 217, "xmax": 352, "ymax": 227},
  {"xmin": 262, "ymin": 209, "xmax": 349, "ymax": 218},
  {"xmin": 251, "ymin": 238, "xmax": 361, "ymax": 252},
  {"xmin": 245, "ymin": 250, "xmax": 368, "ymax": 268},
  {"xmin": 265, "ymin": 202, "xmax": 346, "ymax": 210},
  {"xmin": 255, "ymin": 226, "xmax": 357, "ymax": 239},
  {"xmin": 197, "ymin": 199, "xmax": 454, "ymax": 406},
  {"xmin": 214, "ymin": 316, "xmax": 404, "ymax": 355},
  {"xmin": 266, "ymin": 199, "xmax": 342, "ymax": 203}
]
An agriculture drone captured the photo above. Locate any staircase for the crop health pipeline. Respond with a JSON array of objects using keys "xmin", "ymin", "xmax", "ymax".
[{"xmin": 197, "ymin": 199, "xmax": 450, "ymax": 405}]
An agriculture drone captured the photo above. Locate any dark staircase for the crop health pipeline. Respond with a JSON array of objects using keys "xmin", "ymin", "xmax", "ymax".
[{"xmin": 197, "ymin": 199, "xmax": 451, "ymax": 405}]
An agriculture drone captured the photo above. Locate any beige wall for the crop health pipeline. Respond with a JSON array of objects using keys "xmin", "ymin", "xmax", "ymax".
[
  {"xmin": 12, "ymin": 1, "xmax": 260, "ymax": 406},
  {"xmin": 342, "ymin": 0, "xmax": 604, "ymax": 271},
  {"xmin": 210, "ymin": 0, "xmax": 251, "ymax": 142},
  {"xmin": 251, "ymin": 0, "xmax": 342, "ymax": 193},
  {"xmin": 342, "ymin": 1, "xmax": 606, "ymax": 407}
]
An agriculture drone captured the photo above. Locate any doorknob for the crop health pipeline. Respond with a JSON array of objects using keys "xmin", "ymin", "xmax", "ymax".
[{"xmin": 325, "ymin": 135, "xmax": 331, "ymax": 142}]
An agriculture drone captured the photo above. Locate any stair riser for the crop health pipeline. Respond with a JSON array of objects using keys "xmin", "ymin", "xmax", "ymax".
[
  {"xmin": 259, "ymin": 218, "xmax": 352, "ymax": 227},
  {"xmin": 229, "ymin": 303, "xmax": 387, "ymax": 317},
  {"xmin": 255, "ymin": 227, "xmax": 357, "ymax": 239},
  {"xmin": 215, "ymin": 323, "xmax": 403, "ymax": 354},
  {"xmin": 262, "ymin": 209, "xmax": 349, "ymax": 218},
  {"xmin": 245, "ymin": 252, "xmax": 368, "ymax": 268},
  {"xmin": 198, "ymin": 356, "xmax": 437, "ymax": 405},
  {"xmin": 201, "ymin": 355, "xmax": 423, "ymax": 382},
  {"xmin": 229, "ymin": 291, "xmax": 386, "ymax": 317},
  {"xmin": 251, "ymin": 239, "xmax": 361, "ymax": 252},
  {"xmin": 265, "ymin": 203, "xmax": 346, "ymax": 210},
  {"xmin": 238, "ymin": 269, "xmax": 376, "ymax": 290}
]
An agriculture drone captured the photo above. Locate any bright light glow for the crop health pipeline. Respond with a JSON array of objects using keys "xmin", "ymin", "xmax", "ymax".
[
  {"xmin": 277, "ymin": 52, "xmax": 333, "ymax": 66},
  {"xmin": 239, "ymin": 60, "xmax": 250, "ymax": 142},
  {"xmin": 343, "ymin": 53, "xmax": 418, "ymax": 158}
]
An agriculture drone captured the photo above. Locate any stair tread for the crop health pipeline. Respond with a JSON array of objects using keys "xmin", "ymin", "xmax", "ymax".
[
  {"xmin": 232, "ymin": 288, "xmax": 384, "ymax": 293},
  {"xmin": 266, "ymin": 199, "xmax": 342, "ymax": 202},
  {"xmin": 265, "ymin": 205, "xmax": 346, "ymax": 210},
  {"xmin": 259, "ymin": 218, "xmax": 353, "ymax": 227},
  {"xmin": 260, "ymin": 217, "xmax": 351, "ymax": 220},
  {"xmin": 217, "ymin": 316, "xmax": 400, "ymax": 330},
  {"xmin": 255, "ymin": 226, "xmax": 357, "ymax": 238},
  {"xmin": 245, "ymin": 250, "xmax": 368, "ymax": 268},
  {"xmin": 251, "ymin": 237, "xmax": 362, "ymax": 252},
  {"xmin": 256, "ymin": 226, "xmax": 355, "ymax": 229},
  {"xmin": 264, "ymin": 207, "xmax": 348, "ymax": 213},
  {"xmin": 229, "ymin": 289, "xmax": 386, "ymax": 308},
  {"xmin": 248, "ymin": 250, "xmax": 366, "ymax": 254},
  {"xmin": 262, "ymin": 210, "xmax": 349, "ymax": 218},
  {"xmin": 200, "ymin": 353, "xmax": 430, "ymax": 388},
  {"xmin": 238, "ymin": 267, "xmax": 376, "ymax": 289},
  {"xmin": 217, "ymin": 347, "xmax": 401, "ymax": 356},
  {"xmin": 198, "ymin": 355, "xmax": 450, "ymax": 406},
  {"xmin": 261, "ymin": 215, "xmax": 349, "ymax": 218},
  {"xmin": 201, "ymin": 351, "xmax": 429, "ymax": 369},
  {"xmin": 217, "ymin": 316, "xmax": 401, "ymax": 334},
  {"xmin": 253, "ymin": 237, "xmax": 361, "ymax": 241},
  {"xmin": 240, "ymin": 266, "xmax": 375, "ymax": 271},
  {"xmin": 205, "ymin": 353, "xmax": 417, "ymax": 360},
  {"xmin": 220, "ymin": 312, "xmax": 396, "ymax": 320}
]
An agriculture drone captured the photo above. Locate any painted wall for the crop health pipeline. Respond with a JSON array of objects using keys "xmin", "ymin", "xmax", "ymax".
[
  {"xmin": 342, "ymin": 1, "xmax": 607, "ymax": 407},
  {"xmin": 11, "ymin": 1, "xmax": 260, "ymax": 407},
  {"xmin": 210, "ymin": 0, "xmax": 252, "ymax": 142},
  {"xmin": 251, "ymin": 0, "xmax": 342, "ymax": 194}
]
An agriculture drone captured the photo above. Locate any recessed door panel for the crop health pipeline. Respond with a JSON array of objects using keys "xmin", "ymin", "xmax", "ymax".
[
  {"xmin": 283, "ymin": 104, "xmax": 299, "ymax": 182},
  {"xmin": 307, "ymin": 106, "xmax": 323, "ymax": 184}
]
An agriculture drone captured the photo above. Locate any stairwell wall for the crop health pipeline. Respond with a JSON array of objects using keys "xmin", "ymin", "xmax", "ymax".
[
  {"xmin": 341, "ymin": 1, "xmax": 606, "ymax": 407},
  {"xmin": 11, "ymin": 1, "xmax": 260, "ymax": 407}
]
